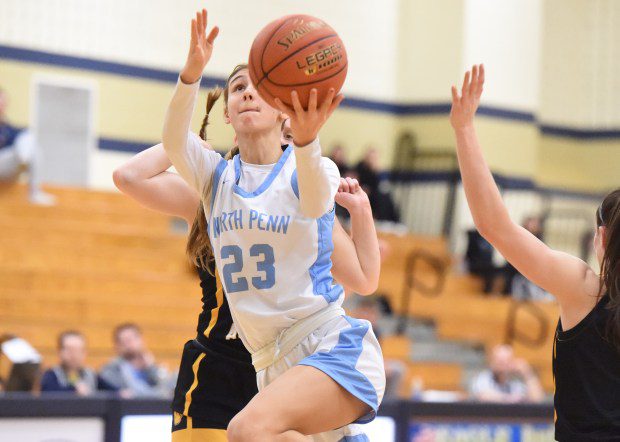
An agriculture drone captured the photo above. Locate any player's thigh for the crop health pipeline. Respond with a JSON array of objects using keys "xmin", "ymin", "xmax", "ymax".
[{"xmin": 234, "ymin": 364, "xmax": 370, "ymax": 435}]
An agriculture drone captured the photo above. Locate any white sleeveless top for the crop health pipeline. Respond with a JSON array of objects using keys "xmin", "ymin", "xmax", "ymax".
[{"xmin": 206, "ymin": 146, "xmax": 343, "ymax": 351}]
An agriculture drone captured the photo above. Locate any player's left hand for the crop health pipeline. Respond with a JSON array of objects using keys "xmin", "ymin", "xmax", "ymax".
[
  {"xmin": 335, "ymin": 177, "xmax": 370, "ymax": 213},
  {"xmin": 273, "ymin": 88, "xmax": 344, "ymax": 147},
  {"xmin": 450, "ymin": 64, "xmax": 484, "ymax": 130}
]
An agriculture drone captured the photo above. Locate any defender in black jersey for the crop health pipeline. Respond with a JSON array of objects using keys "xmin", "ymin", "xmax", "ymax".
[
  {"xmin": 553, "ymin": 293, "xmax": 620, "ymax": 441},
  {"xmin": 171, "ymin": 264, "xmax": 257, "ymax": 434},
  {"xmin": 450, "ymin": 65, "xmax": 620, "ymax": 442}
]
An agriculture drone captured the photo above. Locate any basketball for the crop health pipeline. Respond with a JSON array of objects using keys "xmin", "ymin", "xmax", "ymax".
[{"xmin": 248, "ymin": 14, "xmax": 348, "ymax": 110}]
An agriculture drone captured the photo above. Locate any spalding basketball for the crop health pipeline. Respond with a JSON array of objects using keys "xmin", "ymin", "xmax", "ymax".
[{"xmin": 248, "ymin": 14, "xmax": 348, "ymax": 110}]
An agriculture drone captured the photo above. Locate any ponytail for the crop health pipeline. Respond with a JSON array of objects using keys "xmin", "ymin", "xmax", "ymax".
[{"xmin": 598, "ymin": 188, "xmax": 620, "ymax": 349}]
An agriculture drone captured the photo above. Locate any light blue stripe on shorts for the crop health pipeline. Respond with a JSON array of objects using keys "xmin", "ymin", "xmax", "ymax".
[{"xmin": 298, "ymin": 316, "xmax": 380, "ymax": 424}]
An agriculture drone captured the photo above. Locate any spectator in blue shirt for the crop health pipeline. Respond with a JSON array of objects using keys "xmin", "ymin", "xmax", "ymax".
[{"xmin": 40, "ymin": 331, "xmax": 99, "ymax": 396}]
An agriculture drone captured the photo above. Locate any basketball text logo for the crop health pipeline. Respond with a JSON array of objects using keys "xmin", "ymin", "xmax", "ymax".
[
  {"xmin": 276, "ymin": 19, "xmax": 328, "ymax": 50},
  {"xmin": 296, "ymin": 43, "xmax": 344, "ymax": 76}
]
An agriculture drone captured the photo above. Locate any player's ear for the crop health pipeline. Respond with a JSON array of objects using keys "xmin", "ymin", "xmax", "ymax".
[{"xmin": 224, "ymin": 105, "xmax": 231, "ymax": 124}]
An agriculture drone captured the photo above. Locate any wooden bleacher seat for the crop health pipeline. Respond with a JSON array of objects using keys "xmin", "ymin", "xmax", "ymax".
[
  {"xmin": 0, "ymin": 183, "xmax": 559, "ymax": 394},
  {"xmin": 0, "ymin": 184, "xmax": 199, "ymax": 371},
  {"xmin": 377, "ymin": 228, "xmax": 559, "ymax": 394}
]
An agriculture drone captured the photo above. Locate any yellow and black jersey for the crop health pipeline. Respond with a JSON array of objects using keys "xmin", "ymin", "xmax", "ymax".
[
  {"xmin": 171, "ymin": 263, "xmax": 257, "ymax": 428},
  {"xmin": 193, "ymin": 264, "xmax": 248, "ymax": 359},
  {"xmin": 553, "ymin": 294, "xmax": 620, "ymax": 441}
]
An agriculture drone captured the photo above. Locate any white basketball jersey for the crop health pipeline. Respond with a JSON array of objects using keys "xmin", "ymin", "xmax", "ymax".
[{"xmin": 206, "ymin": 146, "xmax": 344, "ymax": 352}]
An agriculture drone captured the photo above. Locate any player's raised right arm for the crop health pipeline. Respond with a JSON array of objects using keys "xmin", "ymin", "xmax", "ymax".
[
  {"xmin": 162, "ymin": 9, "xmax": 221, "ymax": 193},
  {"xmin": 450, "ymin": 65, "xmax": 598, "ymax": 314}
]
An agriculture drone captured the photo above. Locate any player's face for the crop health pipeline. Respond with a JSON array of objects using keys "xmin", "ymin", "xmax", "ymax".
[
  {"xmin": 59, "ymin": 335, "xmax": 87, "ymax": 370},
  {"xmin": 225, "ymin": 69, "xmax": 282, "ymax": 135}
]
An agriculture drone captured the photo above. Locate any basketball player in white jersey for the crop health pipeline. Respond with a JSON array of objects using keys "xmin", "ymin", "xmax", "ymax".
[{"xmin": 162, "ymin": 9, "xmax": 385, "ymax": 442}]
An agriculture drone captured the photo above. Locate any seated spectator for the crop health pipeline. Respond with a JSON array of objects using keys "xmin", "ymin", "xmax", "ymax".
[
  {"xmin": 469, "ymin": 344, "xmax": 544, "ymax": 403},
  {"xmin": 40, "ymin": 330, "xmax": 101, "ymax": 396},
  {"xmin": 355, "ymin": 147, "xmax": 381, "ymax": 196},
  {"xmin": 465, "ymin": 229, "xmax": 512, "ymax": 294},
  {"xmin": 99, "ymin": 323, "xmax": 173, "ymax": 398},
  {"xmin": 355, "ymin": 147, "xmax": 399, "ymax": 222},
  {"xmin": 0, "ymin": 87, "xmax": 53, "ymax": 205},
  {"xmin": 329, "ymin": 144, "xmax": 350, "ymax": 176}
]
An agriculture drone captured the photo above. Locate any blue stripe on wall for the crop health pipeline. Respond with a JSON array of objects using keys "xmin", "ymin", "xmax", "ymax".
[
  {"xmin": 540, "ymin": 125, "xmax": 620, "ymax": 139},
  {"xmin": 3, "ymin": 44, "xmax": 620, "ymax": 138},
  {"xmin": 388, "ymin": 170, "xmax": 605, "ymax": 199},
  {"xmin": 477, "ymin": 105, "xmax": 535, "ymax": 123},
  {"xmin": 98, "ymin": 137, "xmax": 155, "ymax": 153},
  {"xmin": 0, "ymin": 45, "xmax": 224, "ymax": 88}
]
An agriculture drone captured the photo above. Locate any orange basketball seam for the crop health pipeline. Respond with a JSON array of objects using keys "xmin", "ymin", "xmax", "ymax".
[{"xmin": 255, "ymin": 17, "xmax": 295, "ymax": 87}]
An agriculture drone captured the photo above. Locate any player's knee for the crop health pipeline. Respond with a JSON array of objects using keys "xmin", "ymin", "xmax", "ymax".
[{"xmin": 227, "ymin": 411, "xmax": 269, "ymax": 442}]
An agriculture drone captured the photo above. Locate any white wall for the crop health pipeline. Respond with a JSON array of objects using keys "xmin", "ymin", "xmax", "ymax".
[
  {"xmin": 539, "ymin": 0, "xmax": 620, "ymax": 127},
  {"xmin": 0, "ymin": 0, "xmax": 401, "ymax": 102},
  {"xmin": 396, "ymin": 0, "xmax": 465, "ymax": 102},
  {"xmin": 462, "ymin": 0, "xmax": 542, "ymax": 112}
]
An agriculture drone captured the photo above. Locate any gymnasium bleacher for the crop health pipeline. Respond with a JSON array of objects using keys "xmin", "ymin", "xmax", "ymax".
[{"xmin": 0, "ymin": 181, "xmax": 559, "ymax": 397}]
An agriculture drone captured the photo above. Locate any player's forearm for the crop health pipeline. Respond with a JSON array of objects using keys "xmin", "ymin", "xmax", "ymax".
[
  {"xmin": 295, "ymin": 138, "xmax": 339, "ymax": 218},
  {"xmin": 348, "ymin": 203, "xmax": 380, "ymax": 294},
  {"xmin": 454, "ymin": 125, "xmax": 513, "ymax": 239},
  {"xmin": 113, "ymin": 144, "xmax": 171, "ymax": 188},
  {"xmin": 162, "ymin": 77, "xmax": 202, "ymax": 188}
]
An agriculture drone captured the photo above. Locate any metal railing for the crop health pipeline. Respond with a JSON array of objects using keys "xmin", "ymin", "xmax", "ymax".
[
  {"xmin": 397, "ymin": 249, "xmax": 449, "ymax": 334},
  {"xmin": 504, "ymin": 300, "xmax": 550, "ymax": 348}
]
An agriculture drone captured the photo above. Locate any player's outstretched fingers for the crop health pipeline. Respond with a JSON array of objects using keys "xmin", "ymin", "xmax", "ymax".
[
  {"xmin": 461, "ymin": 71, "xmax": 470, "ymax": 97},
  {"xmin": 346, "ymin": 177, "xmax": 359, "ymax": 193},
  {"xmin": 451, "ymin": 85, "xmax": 460, "ymax": 104},
  {"xmin": 308, "ymin": 88, "xmax": 318, "ymax": 113},
  {"xmin": 290, "ymin": 90, "xmax": 305, "ymax": 116}
]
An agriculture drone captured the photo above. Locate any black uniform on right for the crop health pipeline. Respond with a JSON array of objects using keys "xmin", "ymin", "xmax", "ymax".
[{"xmin": 553, "ymin": 294, "xmax": 620, "ymax": 441}]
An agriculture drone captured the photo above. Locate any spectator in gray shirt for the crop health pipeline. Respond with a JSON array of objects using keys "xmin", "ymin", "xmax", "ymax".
[
  {"xmin": 469, "ymin": 344, "xmax": 544, "ymax": 403},
  {"xmin": 99, "ymin": 323, "xmax": 173, "ymax": 398}
]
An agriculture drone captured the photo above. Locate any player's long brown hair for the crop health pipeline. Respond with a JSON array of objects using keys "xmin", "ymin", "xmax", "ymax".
[
  {"xmin": 186, "ymin": 64, "xmax": 246, "ymax": 272},
  {"xmin": 597, "ymin": 188, "xmax": 620, "ymax": 349}
]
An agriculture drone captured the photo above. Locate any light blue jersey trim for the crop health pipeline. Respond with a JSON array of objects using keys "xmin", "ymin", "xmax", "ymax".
[
  {"xmin": 309, "ymin": 208, "xmax": 344, "ymax": 303},
  {"xmin": 210, "ymin": 158, "xmax": 228, "ymax": 216},
  {"xmin": 233, "ymin": 145, "xmax": 292, "ymax": 198},
  {"xmin": 291, "ymin": 169, "xmax": 299, "ymax": 199},
  {"xmin": 299, "ymin": 317, "xmax": 379, "ymax": 424},
  {"xmin": 338, "ymin": 435, "xmax": 370, "ymax": 442}
]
